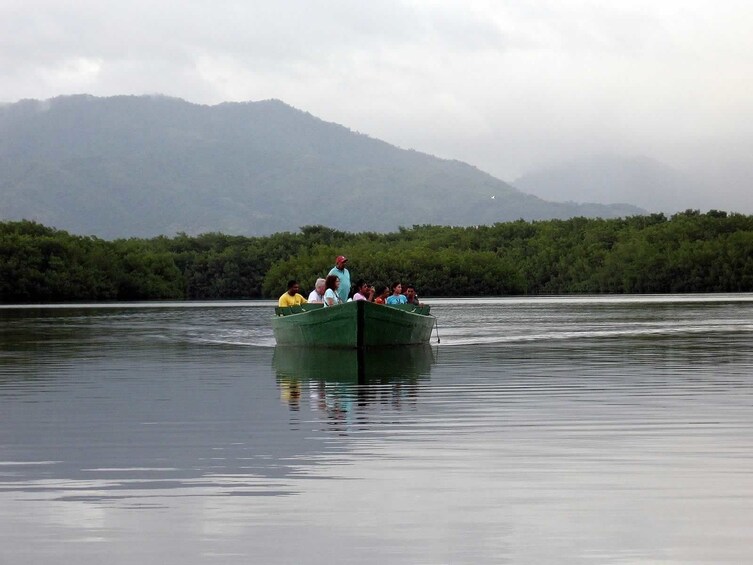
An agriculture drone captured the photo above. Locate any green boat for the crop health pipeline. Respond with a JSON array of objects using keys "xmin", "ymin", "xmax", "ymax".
[
  {"xmin": 273, "ymin": 344, "xmax": 436, "ymax": 384},
  {"xmin": 272, "ymin": 300, "xmax": 436, "ymax": 348}
]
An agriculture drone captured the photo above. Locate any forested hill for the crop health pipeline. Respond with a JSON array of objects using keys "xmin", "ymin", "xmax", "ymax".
[
  {"xmin": 2, "ymin": 211, "xmax": 752, "ymax": 303},
  {"xmin": 0, "ymin": 95, "xmax": 642, "ymax": 239}
]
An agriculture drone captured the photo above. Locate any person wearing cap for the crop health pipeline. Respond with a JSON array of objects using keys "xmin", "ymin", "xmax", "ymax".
[
  {"xmin": 328, "ymin": 255, "xmax": 350, "ymax": 305},
  {"xmin": 278, "ymin": 280, "xmax": 308, "ymax": 307}
]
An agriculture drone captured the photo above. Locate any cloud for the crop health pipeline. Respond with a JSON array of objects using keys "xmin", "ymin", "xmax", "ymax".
[{"xmin": 1, "ymin": 0, "xmax": 753, "ymax": 210}]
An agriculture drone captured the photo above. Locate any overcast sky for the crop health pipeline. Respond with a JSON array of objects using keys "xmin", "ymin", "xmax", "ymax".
[{"xmin": 2, "ymin": 1, "xmax": 752, "ymax": 208}]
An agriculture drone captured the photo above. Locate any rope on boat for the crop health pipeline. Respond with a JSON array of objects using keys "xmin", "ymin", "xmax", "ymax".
[{"xmin": 433, "ymin": 316, "xmax": 441, "ymax": 344}]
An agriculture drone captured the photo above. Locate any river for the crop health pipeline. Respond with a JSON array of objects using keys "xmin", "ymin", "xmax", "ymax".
[{"xmin": 1, "ymin": 295, "xmax": 753, "ymax": 564}]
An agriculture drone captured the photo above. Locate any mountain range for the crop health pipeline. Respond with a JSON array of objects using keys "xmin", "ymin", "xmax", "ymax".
[
  {"xmin": 0, "ymin": 95, "xmax": 643, "ymax": 239},
  {"xmin": 513, "ymin": 154, "xmax": 710, "ymax": 214}
]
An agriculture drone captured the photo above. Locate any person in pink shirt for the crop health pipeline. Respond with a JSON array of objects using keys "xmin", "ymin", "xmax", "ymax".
[{"xmin": 352, "ymin": 279, "xmax": 375, "ymax": 302}]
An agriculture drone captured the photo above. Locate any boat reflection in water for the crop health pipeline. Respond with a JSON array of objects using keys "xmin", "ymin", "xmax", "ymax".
[{"xmin": 273, "ymin": 345, "xmax": 436, "ymax": 425}]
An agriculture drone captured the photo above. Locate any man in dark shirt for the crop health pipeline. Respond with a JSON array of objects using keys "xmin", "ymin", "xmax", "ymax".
[{"xmin": 405, "ymin": 284, "xmax": 422, "ymax": 306}]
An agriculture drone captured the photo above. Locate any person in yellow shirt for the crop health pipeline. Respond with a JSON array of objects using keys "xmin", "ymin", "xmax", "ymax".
[{"xmin": 278, "ymin": 280, "xmax": 308, "ymax": 307}]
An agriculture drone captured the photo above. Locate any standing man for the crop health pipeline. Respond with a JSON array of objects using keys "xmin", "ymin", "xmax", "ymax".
[
  {"xmin": 278, "ymin": 280, "xmax": 308, "ymax": 307},
  {"xmin": 328, "ymin": 255, "xmax": 350, "ymax": 305}
]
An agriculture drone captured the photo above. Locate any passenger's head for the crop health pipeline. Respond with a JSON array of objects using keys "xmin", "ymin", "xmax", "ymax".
[
  {"xmin": 314, "ymin": 278, "xmax": 326, "ymax": 292},
  {"xmin": 376, "ymin": 286, "xmax": 389, "ymax": 298},
  {"xmin": 286, "ymin": 280, "xmax": 299, "ymax": 295},
  {"xmin": 335, "ymin": 255, "xmax": 348, "ymax": 269},
  {"xmin": 325, "ymin": 275, "xmax": 340, "ymax": 291},
  {"xmin": 391, "ymin": 282, "xmax": 402, "ymax": 294},
  {"xmin": 354, "ymin": 279, "xmax": 370, "ymax": 293},
  {"xmin": 405, "ymin": 284, "xmax": 416, "ymax": 301}
]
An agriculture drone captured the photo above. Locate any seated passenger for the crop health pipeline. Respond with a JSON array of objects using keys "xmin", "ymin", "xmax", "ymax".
[
  {"xmin": 307, "ymin": 278, "xmax": 326, "ymax": 303},
  {"xmin": 385, "ymin": 282, "xmax": 408, "ymax": 305},
  {"xmin": 373, "ymin": 285, "xmax": 390, "ymax": 305},
  {"xmin": 404, "ymin": 284, "xmax": 422, "ymax": 306},
  {"xmin": 323, "ymin": 275, "xmax": 343, "ymax": 307},
  {"xmin": 278, "ymin": 280, "xmax": 308, "ymax": 307},
  {"xmin": 352, "ymin": 280, "xmax": 375, "ymax": 302}
]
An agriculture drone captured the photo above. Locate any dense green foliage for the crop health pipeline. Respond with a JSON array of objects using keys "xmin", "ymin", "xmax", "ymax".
[{"xmin": 2, "ymin": 211, "xmax": 753, "ymax": 303}]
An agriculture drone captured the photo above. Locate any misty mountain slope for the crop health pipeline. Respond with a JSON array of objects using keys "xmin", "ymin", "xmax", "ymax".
[
  {"xmin": 0, "ymin": 95, "xmax": 642, "ymax": 238},
  {"xmin": 514, "ymin": 154, "xmax": 708, "ymax": 214}
]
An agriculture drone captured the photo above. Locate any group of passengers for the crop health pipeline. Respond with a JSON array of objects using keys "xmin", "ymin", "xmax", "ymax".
[{"xmin": 277, "ymin": 254, "xmax": 422, "ymax": 308}]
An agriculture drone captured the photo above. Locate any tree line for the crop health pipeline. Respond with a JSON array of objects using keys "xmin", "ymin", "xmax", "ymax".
[{"xmin": 2, "ymin": 210, "xmax": 752, "ymax": 303}]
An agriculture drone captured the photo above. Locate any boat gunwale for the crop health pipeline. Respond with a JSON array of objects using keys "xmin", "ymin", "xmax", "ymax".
[{"xmin": 272, "ymin": 300, "xmax": 435, "ymax": 348}]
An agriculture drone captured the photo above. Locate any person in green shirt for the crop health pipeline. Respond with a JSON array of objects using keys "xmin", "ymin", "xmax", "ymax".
[{"xmin": 328, "ymin": 255, "xmax": 350, "ymax": 304}]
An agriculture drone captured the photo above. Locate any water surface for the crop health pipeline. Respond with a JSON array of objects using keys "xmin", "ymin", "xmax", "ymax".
[{"xmin": 2, "ymin": 296, "xmax": 753, "ymax": 564}]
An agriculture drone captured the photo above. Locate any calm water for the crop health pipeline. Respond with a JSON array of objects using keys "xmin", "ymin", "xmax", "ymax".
[{"xmin": 2, "ymin": 295, "xmax": 753, "ymax": 564}]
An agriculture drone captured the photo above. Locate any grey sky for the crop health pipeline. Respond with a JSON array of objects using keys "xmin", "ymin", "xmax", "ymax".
[{"xmin": 2, "ymin": 0, "xmax": 752, "ymax": 210}]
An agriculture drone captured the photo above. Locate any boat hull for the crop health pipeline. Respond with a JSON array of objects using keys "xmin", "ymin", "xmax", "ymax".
[
  {"xmin": 273, "ymin": 344, "xmax": 436, "ymax": 383},
  {"xmin": 272, "ymin": 300, "xmax": 435, "ymax": 348}
]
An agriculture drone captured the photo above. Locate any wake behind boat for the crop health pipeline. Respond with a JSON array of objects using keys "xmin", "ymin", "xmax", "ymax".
[{"xmin": 272, "ymin": 300, "xmax": 436, "ymax": 348}]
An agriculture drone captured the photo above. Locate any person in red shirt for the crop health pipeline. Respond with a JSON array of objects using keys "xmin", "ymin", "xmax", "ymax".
[{"xmin": 373, "ymin": 285, "xmax": 390, "ymax": 305}]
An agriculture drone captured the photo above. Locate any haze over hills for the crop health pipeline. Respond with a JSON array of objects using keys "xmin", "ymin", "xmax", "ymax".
[
  {"xmin": 0, "ymin": 95, "xmax": 643, "ymax": 239},
  {"xmin": 513, "ymin": 155, "xmax": 712, "ymax": 214}
]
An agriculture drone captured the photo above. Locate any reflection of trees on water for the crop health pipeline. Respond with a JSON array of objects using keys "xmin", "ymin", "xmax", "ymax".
[{"xmin": 273, "ymin": 346, "xmax": 435, "ymax": 432}]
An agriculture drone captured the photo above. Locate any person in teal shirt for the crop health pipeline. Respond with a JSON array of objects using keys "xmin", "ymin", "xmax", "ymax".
[
  {"xmin": 328, "ymin": 255, "xmax": 350, "ymax": 304},
  {"xmin": 385, "ymin": 282, "xmax": 408, "ymax": 305}
]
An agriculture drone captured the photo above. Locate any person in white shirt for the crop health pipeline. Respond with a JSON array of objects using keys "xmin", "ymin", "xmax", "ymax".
[
  {"xmin": 307, "ymin": 278, "xmax": 326, "ymax": 303},
  {"xmin": 323, "ymin": 275, "xmax": 343, "ymax": 307}
]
